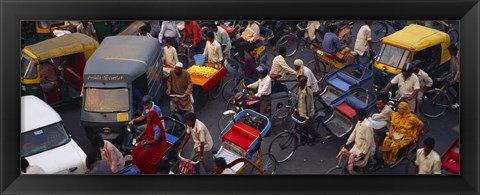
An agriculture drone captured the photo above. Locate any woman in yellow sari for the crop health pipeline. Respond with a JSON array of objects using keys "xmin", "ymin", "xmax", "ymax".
[{"xmin": 382, "ymin": 101, "xmax": 424, "ymax": 165}]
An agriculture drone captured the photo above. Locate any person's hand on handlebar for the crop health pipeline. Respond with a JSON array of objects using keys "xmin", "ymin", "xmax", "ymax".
[
  {"xmin": 128, "ymin": 120, "xmax": 135, "ymax": 125},
  {"xmin": 358, "ymin": 153, "xmax": 366, "ymax": 161}
]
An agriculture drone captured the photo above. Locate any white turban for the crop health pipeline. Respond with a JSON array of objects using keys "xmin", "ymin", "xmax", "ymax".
[
  {"xmin": 175, "ymin": 62, "xmax": 183, "ymax": 68},
  {"xmin": 293, "ymin": 59, "xmax": 304, "ymax": 66}
]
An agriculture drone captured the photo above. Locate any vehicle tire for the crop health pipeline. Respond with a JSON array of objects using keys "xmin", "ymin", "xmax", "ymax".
[
  {"xmin": 276, "ymin": 34, "xmax": 299, "ymax": 57},
  {"xmin": 420, "ymin": 89, "xmax": 450, "ymax": 118},
  {"xmin": 193, "ymin": 85, "xmax": 209, "ymax": 111},
  {"xmin": 307, "ymin": 59, "xmax": 327, "ymax": 81},
  {"xmin": 210, "ymin": 78, "xmax": 223, "ymax": 100},
  {"xmin": 271, "ymin": 106, "xmax": 294, "ymax": 133},
  {"xmin": 326, "ymin": 166, "xmax": 348, "ymax": 174},
  {"xmin": 218, "ymin": 113, "xmax": 235, "ymax": 134},
  {"xmin": 448, "ymin": 29, "xmax": 459, "ymax": 45},
  {"xmin": 371, "ymin": 22, "xmax": 388, "ymax": 43},
  {"xmin": 222, "ymin": 78, "xmax": 241, "ymax": 103},
  {"xmin": 254, "ymin": 153, "xmax": 277, "ymax": 174},
  {"xmin": 268, "ymin": 132, "xmax": 298, "ymax": 163}
]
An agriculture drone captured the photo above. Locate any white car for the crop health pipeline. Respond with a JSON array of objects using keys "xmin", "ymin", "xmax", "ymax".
[{"xmin": 21, "ymin": 95, "xmax": 87, "ymax": 174}]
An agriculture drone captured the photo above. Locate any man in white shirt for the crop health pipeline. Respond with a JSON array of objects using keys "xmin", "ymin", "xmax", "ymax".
[
  {"xmin": 270, "ymin": 47, "xmax": 298, "ymax": 80},
  {"xmin": 179, "ymin": 112, "xmax": 214, "ymax": 174},
  {"xmin": 210, "ymin": 24, "xmax": 232, "ymax": 59},
  {"xmin": 246, "ymin": 66, "xmax": 272, "ymax": 116},
  {"xmin": 368, "ymin": 98, "xmax": 393, "ymax": 131},
  {"xmin": 203, "ymin": 31, "xmax": 223, "ymax": 68},
  {"xmin": 162, "ymin": 38, "xmax": 179, "ymax": 67},
  {"xmin": 383, "ymin": 62, "xmax": 420, "ymax": 112},
  {"xmin": 92, "ymin": 135, "xmax": 125, "ymax": 173},
  {"xmin": 293, "ymin": 59, "xmax": 320, "ymax": 93},
  {"xmin": 413, "ymin": 61, "xmax": 433, "ymax": 113},
  {"xmin": 448, "ymin": 44, "xmax": 460, "ymax": 109},
  {"xmin": 336, "ymin": 108, "xmax": 375, "ymax": 174},
  {"xmin": 159, "ymin": 21, "xmax": 181, "ymax": 50},
  {"xmin": 77, "ymin": 21, "xmax": 98, "ymax": 41},
  {"xmin": 354, "ymin": 21, "xmax": 374, "ymax": 69},
  {"xmin": 415, "ymin": 137, "xmax": 442, "ymax": 174}
]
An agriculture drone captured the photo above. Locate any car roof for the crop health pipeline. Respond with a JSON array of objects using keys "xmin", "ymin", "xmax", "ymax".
[
  {"xmin": 22, "ymin": 33, "xmax": 99, "ymax": 61},
  {"xmin": 21, "ymin": 96, "xmax": 62, "ymax": 133},
  {"xmin": 83, "ymin": 36, "xmax": 161, "ymax": 81}
]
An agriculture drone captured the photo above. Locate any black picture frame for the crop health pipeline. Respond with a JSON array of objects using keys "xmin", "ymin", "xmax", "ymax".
[{"xmin": 1, "ymin": 0, "xmax": 479, "ymax": 194}]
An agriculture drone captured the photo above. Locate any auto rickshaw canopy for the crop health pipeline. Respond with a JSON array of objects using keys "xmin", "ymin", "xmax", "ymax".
[
  {"xmin": 83, "ymin": 36, "xmax": 161, "ymax": 84},
  {"xmin": 381, "ymin": 24, "xmax": 451, "ymax": 64},
  {"xmin": 22, "ymin": 33, "xmax": 99, "ymax": 61}
]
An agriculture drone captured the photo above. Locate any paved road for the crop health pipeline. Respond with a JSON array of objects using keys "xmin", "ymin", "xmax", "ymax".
[{"xmin": 56, "ymin": 20, "xmax": 459, "ymax": 174}]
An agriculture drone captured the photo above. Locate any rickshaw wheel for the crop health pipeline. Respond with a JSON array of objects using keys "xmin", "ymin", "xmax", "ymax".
[
  {"xmin": 210, "ymin": 78, "xmax": 223, "ymax": 100},
  {"xmin": 276, "ymin": 34, "xmax": 299, "ymax": 57},
  {"xmin": 326, "ymin": 166, "xmax": 348, "ymax": 175},
  {"xmin": 253, "ymin": 153, "xmax": 277, "ymax": 174},
  {"xmin": 268, "ymin": 132, "xmax": 298, "ymax": 163},
  {"xmin": 218, "ymin": 113, "xmax": 235, "ymax": 134},
  {"xmin": 271, "ymin": 106, "xmax": 294, "ymax": 134},
  {"xmin": 420, "ymin": 89, "xmax": 449, "ymax": 118}
]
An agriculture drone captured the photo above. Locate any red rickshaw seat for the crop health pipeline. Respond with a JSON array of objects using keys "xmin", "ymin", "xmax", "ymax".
[
  {"xmin": 335, "ymin": 102, "xmax": 356, "ymax": 119},
  {"xmin": 441, "ymin": 148, "xmax": 460, "ymax": 174},
  {"xmin": 221, "ymin": 121, "xmax": 261, "ymax": 151}
]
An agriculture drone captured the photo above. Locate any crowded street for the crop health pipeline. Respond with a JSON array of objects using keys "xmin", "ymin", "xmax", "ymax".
[{"xmin": 20, "ymin": 20, "xmax": 460, "ymax": 175}]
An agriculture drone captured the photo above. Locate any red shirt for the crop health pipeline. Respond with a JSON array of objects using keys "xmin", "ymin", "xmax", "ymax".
[{"xmin": 183, "ymin": 21, "xmax": 202, "ymax": 46}]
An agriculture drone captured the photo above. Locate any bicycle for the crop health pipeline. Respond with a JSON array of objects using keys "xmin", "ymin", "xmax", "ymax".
[
  {"xmin": 370, "ymin": 21, "xmax": 409, "ymax": 43},
  {"xmin": 275, "ymin": 22, "xmax": 322, "ymax": 57},
  {"xmin": 177, "ymin": 42, "xmax": 194, "ymax": 69},
  {"xmin": 420, "ymin": 80, "xmax": 457, "ymax": 118},
  {"xmin": 268, "ymin": 107, "xmax": 329, "ymax": 163},
  {"xmin": 431, "ymin": 21, "xmax": 459, "ymax": 45}
]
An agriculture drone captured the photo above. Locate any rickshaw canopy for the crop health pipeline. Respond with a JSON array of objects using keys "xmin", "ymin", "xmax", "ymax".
[
  {"xmin": 22, "ymin": 33, "xmax": 99, "ymax": 61},
  {"xmin": 381, "ymin": 24, "xmax": 451, "ymax": 64},
  {"xmin": 83, "ymin": 36, "xmax": 161, "ymax": 83}
]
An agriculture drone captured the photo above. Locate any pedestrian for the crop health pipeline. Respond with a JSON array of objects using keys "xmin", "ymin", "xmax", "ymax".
[
  {"xmin": 213, "ymin": 157, "xmax": 235, "ymax": 174},
  {"xmin": 203, "ymin": 31, "xmax": 223, "ymax": 68},
  {"xmin": 138, "ymin": 25, "xmax": 153, "ymax": 37},
  {"xmin": 85, "ymin": 150, "xmax": 113, "ymax": 174},
  {"xmin": 448, "ymin": 44, "xmax": 460, "ymax": 109},
  {"xmin": 415, "ymin": 137, "xmax": 442, "ymax": 174},
  {"xmin": 166, "ymin": 62, "xmax": 194, "ymax": 112},
  {"xmin": 210, "ymin": 24, "xmax": 232, "ymax": 59},
  {"xmin": 182, "ymin": 21, "xmax": 204, "ymax": 54},
  {"xmin": 21, "ymin": 157, "xmax": 46, "ymax": 174},
  {"xmin": 233, "ymin": 21, "xmax": 260, "ymax": 61},
  {"xmin": 336, "ymin": 108, "xmax": 375, "ymax": 174},
  {"xmin": 76, "ymin": 21, "xmax": 99, "ymax": 41},
  {"xmin": 383, "ymin": 62, "xmax": 420, "ymax": 112},
  {"xmin": 296, "ymin": 75, "xmax": 320, "ymax": 145},
  {"xmin": 293, "ymin": 59, "xmax": 320, "ymax": 93},
  {"xmin": 178, "ymin": 112, "xmax": 215, "ymax": 174},
  {"xmin": 145, "ymin": 20, "xmax": 161, "ymax": 38},
  {"xmin": 412, "ymin": 61, "xmax": 433, "ymax": 113},
  {"xmin": 270, "ymin": 46, "xmax": 298, "ymax": 80},
  {"xmin": 354, "ymin": 21, "xmax": 374, "ymax": 69},
  {"xmin": 158, "ymin": 21, "xmax": 181, "ymax": 50},
  {"xmin": 162, "ymin": 37, "xmax": 179, "ymax": 67},
  {"xmin": 131, "ymin": 110, "xmax": 167, "ymax": 174},
  {"xmin": 246, "ymin": 65, "xmax": 272, "ymax": 116},
  {"xmin": 91, "ymin": 135, "xmax": 125, "ymax": 173}
]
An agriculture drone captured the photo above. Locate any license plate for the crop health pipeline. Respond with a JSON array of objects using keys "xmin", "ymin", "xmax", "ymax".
[{"xmin": 117, "ymin": 113, "xmax": 129, "ymax": 122}]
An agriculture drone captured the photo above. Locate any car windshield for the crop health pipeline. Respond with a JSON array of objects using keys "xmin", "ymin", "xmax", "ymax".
[
  {"xmin": 21, "ymin": 122, "xmax": 70, "ymax": 157},
  {"xmin": 21, "ymin": 53, "xmax": 37, "ymax": 79},
  {"xmin": 84, "ymin": 88, "xmax": 130, "ymax": 112},
  {"xmin": 37, "ymin": 21, "xmax": 64, "ymax": 29},
  {"xmin": 377, "ymin": 44, "xmax": 411, "ymax": 69}
]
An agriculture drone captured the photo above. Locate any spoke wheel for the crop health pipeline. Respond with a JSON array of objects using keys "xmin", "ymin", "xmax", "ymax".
[
  {"xmin": 420, "ymin": 90, "xmax": 450, "ymax": 118},
  {"xmin": 268, "ymin": 132, "xmax": 298, "ymax": 163}
]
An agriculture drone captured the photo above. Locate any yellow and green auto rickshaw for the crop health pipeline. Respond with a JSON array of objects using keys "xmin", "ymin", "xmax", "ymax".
[
  {"xmin": 373, "ymin": 24, "xmax": 452, "ymax": 91},
  {"xmin": 21, "ymin": 33, "xmax": 99, "ymax": 107}
]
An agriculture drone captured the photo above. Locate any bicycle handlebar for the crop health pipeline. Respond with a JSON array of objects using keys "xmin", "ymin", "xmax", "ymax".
[
  {"xmin": 290, "ymin": 110, "xmax": 307, "ymax": 125},
  {"xmin": 178, "ymin": 153, "xmax": 200, "ymax": 165},
  {"xmin": 170, "ymin": 94, "xmax": 187, "ymax": 98},
  {"xmin": 180, "ymin": 43, "xmax": 193, "ymax": 48}
]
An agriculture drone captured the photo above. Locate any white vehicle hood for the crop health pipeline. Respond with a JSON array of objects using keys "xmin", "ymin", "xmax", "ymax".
[{"xmin": 25, "ymin": 140, "xmax": 87, "ymax": 174}]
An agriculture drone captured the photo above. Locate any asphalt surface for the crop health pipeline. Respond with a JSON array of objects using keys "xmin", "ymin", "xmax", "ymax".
[{"xmin": 56, "ymin": 21, "xmax": 459, "ymax": 174}]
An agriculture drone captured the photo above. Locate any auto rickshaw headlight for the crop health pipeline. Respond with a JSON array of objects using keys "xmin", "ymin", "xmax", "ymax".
[{"xmin": 382, "ymin": 66, "xmax": 387, "ymax": 71}]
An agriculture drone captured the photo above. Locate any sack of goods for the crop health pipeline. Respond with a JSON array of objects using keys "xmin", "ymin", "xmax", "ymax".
[{"xmin": 187, "ymin": 65, "xmax": 219, "ymax": 78}]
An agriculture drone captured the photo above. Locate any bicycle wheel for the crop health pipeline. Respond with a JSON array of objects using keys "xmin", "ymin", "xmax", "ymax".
[
  {"xmin": 448, "ymin": 29, "xmax": 459, "ymax": 45},
  {"xmin": 178, "ymin": 53, "xmax": 189, "ymax": 68},
  {"xmin": 210, "ymin": 78, "xmax": 223, "ymax": 100},
  {"xmin": 268, "ymin": 132, "xmax": 298, "ymax": 163},
  {"xmin": 222, "ymin": 78, "xmax": 242, "ymax": 103},
  {"xmin": 218, "ymin": 113, "xmax": 235, "ymax": 134},
  {"xmin": 326, "ymin": 166, "xmax": 348, "ymax": 174},
  {"xmin": 271, "ymin": 106, "xmax": 294, "ymax": 133},
  {"xmin": 254, "ymin": 153, "xmax": 277, "ymax": 174},
  {"xmin": 307, "ymin": 59, "xmax": 327, "ymax": 80},
  {"xmin": 276, "ymin": 34, "xmax": 299, "ymax": 57},
  {"xmin": 193, "ymin": 85, "xmax": 209, "ymax": 111},
  {"xmin": 371, "ymin": 22, "xmax": 388, "ymax": 43},
  {"xmin": 421, "ymin": 89, "xmax": 450, "ymax": 118},
  {"xmin": 341, "ymin": 32, "xmax": 355, "ymax": 47}
]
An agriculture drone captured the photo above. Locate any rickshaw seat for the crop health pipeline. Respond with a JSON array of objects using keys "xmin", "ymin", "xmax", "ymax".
[
  {"xmin": 334, "ymin": 96, "xmax": 367, "ymax": 119},
  {"xmin": 222, "ymin": 121, "xmax": 261, "ymax": 151},
  {"xmin": 165, "ymin": 132, "xmax": 178, "ymax": 147},
  {"xmin": 327, "ymin": 72, "xmax": 359, "ymax": 92},
  {"xmin": 255, "ymin": 37, "xmax": 265, "ymax": 48}
]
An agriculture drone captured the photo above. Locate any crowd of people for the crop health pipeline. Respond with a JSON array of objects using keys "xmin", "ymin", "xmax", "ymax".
[{"xmin": 32, "ymin": 20, "xmax": 459, "ymax": 175}]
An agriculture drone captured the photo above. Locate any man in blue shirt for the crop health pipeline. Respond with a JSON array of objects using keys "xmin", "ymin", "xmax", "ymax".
[
  {"xmin": 129, "ymin": 95, "xmax": 162, "ymax": 132},
  {"xmin": 321, "ymin": 24, "xmax": 345, "ymax": 55}
]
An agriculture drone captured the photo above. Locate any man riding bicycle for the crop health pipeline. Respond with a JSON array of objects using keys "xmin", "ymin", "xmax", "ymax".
[{"xmin": 166, "ymin": 62, "xmax": 194, "ymax": 113}]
